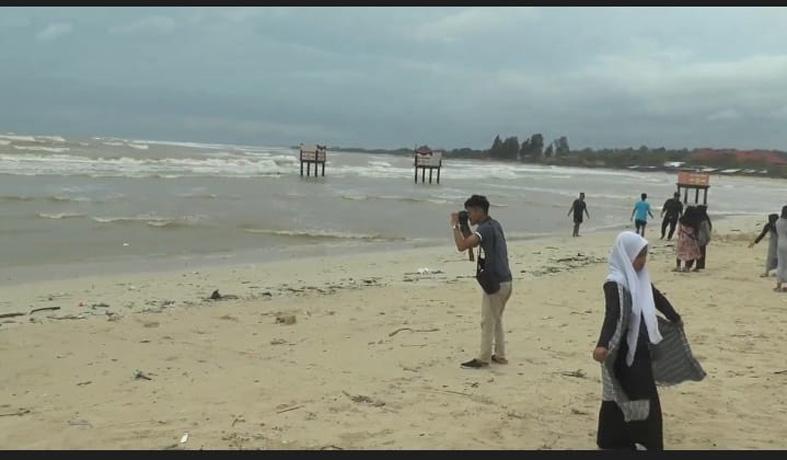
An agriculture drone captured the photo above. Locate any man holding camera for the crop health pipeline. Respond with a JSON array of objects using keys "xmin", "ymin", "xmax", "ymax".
[{"xmin": 450, "ymin": 195, "xmax": 513, "ymax": 369}]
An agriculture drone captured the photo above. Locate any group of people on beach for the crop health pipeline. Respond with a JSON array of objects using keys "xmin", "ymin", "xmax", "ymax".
[
  {"xmin": 450, "ymin": 192, "xmax": 786, "ymax": 450},
  {"xmin": 571, "ymin": 191, "xmax": 714, "ymax": 272}
]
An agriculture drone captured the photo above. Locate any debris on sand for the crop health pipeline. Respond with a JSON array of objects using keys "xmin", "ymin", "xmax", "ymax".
[
  {"xmin": 557, "ymin": 369, "xmax": 587, "ymax": 379},
  {"xmin": 134, "ymin": 370, "xmax": 153, "ymax": 381},
  {"xmin": 342, "ymin": 391, "xmax": 386, "ymax": 407},
  {"xmin": 29, "ymin": 306, "xmax": 61, "ymax": 315},
  {"xmin": 275, "ymin": 314, "xmax": 297, "ymax": 325},
  {"xmin": 209, "ymin": 290, "xmax": 240, "ymax": 301}
]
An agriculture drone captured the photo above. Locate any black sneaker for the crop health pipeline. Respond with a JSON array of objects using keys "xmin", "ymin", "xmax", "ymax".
[{"xmin": 460, "ymin": 359, "xmax": 489, "ymax": 369}]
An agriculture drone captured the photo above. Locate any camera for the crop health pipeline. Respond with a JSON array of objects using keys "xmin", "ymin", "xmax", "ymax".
[
  {"xmin": 458, "ymin": 210, "xmax": 470, "ymax": 232},
  {"xmin": 457, "ymin": 210, "xmax": 474, "ymax": 261}
]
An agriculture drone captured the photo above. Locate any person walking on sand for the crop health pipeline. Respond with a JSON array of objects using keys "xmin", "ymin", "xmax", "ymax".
[
  {"xmin": 569, "ymin": 192, "xmax": 591, "ymax": 237},
  {"xmin": 450, "ymin": 194, "xmax": 513, "ymax": 369},
  {"xmin": 675, "ymin": 207, "xmax": 701, "ymax": 272},
  {"xmin": 775, "ymin": 205, "xmax": 787, "ymax": 292},
  {"xmin": 660, "ymin": 192, "xmax": 683, "ymax": 240},
  {"xmin": 749, "ymin": 213, "xmax": 779, "ymax": 277},
  {"xmin": 631, "ymin": 193, "xmax": 654, "ymax": 237},
  {"xmin": 693, "ymin": 205, "xmax": 712, "ymax": 271},
  {"xmin": 593, "ymin": 231, "xmax": 705, "ymax": 450}
]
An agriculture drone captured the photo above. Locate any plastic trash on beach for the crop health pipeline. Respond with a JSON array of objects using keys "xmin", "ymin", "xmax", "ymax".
[
  {"xmin": 180, "ymin": 433, "xmax": 189, "ymax": 444},
  {"xmin": 416, "ymin": 267, "xmax": 432, "ymax": 275},
  {"xmin": 122, "ymin": 242, "xmax": 130, "ymax": 247}
]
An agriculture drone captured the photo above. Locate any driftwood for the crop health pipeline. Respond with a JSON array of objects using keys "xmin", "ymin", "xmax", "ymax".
[
  {"xmin": 0, "ymin": 312, "xmax": 25, "ymax": 319},
  {"xmin": 0, "ymin": 408, "xmax": 30, "ymax": 417},
  {"xmin": 30, "ymin": 306, "xmax": 61, "ymax": 315},
  {"xmin": 276, "ymin": 404, "xmax": 303, "ymax": 414},
  {"xmin": 388, "ymin": 327, "xmax": 440, "ymax": 337}
]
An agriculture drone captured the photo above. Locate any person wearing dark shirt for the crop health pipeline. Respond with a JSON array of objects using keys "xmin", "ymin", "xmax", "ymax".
[
  {"xmin": 568, "ymin": 192, "xmax": 590, "ymax": 237},
  {"xmin": 593, "ymin": 232, "xmax": 683, "ymax": 450},
  {"xmin": 660, "ymin": 192, "xmax": 683, "ymax": 240},
  {"xmin": 451, "ymin": 194, "xmax": 513, "ymax": 369},
  {"xmin": 749, "ymin": 213, "xmax": 779, "ymax": 277}
]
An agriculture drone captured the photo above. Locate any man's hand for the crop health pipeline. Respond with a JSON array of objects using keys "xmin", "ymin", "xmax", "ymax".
[
  {"xmin": 593, "ymin": 346, "xmax": 609, "ymax": 363},
  {"xmin": 450, "ymin": 212, "xmax": 459, "ymax": 226}
]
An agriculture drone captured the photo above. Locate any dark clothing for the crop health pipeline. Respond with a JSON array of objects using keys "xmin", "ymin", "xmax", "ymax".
[
  {"xmin": 754, "ymin": 222, "xmax": 777, "ymax": 244},
  {"xmin": 696, "ymin": 245, "xmax": 707, "ymax": 270},
  {"xmin": 572, "ymin": 199, "xmax": 587, "ymax": 223},
  {"xmin": 634, "ymin": 219, "xmax": 647, "ymax": 236},
  {"xmin": 597, "ymin": 282, "xmax": 681, "ymax": 348},
  {"xmin": 597, "ymin": 281, "xmax": 681, "ymax": 451},
  {"xmin": 473, "ymin": 218, "xmax": 512, "ymax": 283},
  {"xmin": 662, "ymin": 198, "xmax": 683, "ymax": 219},
  {"xmin": 661, "ymin": 216, "xmax": 678, "ymax": 240}
]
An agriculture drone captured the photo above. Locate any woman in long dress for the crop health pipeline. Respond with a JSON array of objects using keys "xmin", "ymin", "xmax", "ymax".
[
  {"xmin": 675, "ymin": 207, "xmax": 701, "ymax": 272},
  {"xmin": 593, "ymin": 231, "xmax": 704, "ymax": 450},
  {"xmin": 693, "ymin": 205, "xmax": 712, "ymax": 271},
  {"xmin": 776, "ymin": 206, "xmax": 787, "ymax": 292},
  {"xmin": 749, "ymin": 213, "xmax": 779, "ymax": 277}
]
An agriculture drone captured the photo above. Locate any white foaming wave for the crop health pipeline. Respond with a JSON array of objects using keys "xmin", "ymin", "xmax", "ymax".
[
  {"xmin": 103, "ymin": 141, "xmax": 126, "ymax": 147},
  {"xmin": 0, "ymin": 153, "xmax": 283, "ymax": 178},
  {"xmin": 127, "ymin": 143, "xmax": 149, "ymax": 150},
  {"xmin": 92, "ymin": 214, "xmax": 208, "ymax": 228},
  {"xmin": 38, "ymin": 212, "xmax": 85, "ymax": 220},
  {"xmin": 339, "ymin": 194, "xmax": 450, "ymax": 205},
  {"xmin": 0, "ymin": 140, "xmax": 10, "ymax": 146},
  {"xmin": 240, "ymin": 226, "xmax": 405, "ymax": 242},
  {"xmin": 36, "ymin": 135, "xmax": 67, "ymax": 143},
  {"xmin": 12, "ymin": 145, "xmax": 71, "ymax": 153},
  {"xmin": 0, "ymin": 134, "xmax": 36, "ymax": 142}
]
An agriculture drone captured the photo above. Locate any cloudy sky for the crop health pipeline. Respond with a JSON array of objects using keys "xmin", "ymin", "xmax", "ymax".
[{"xmin": 2, "ymin": 7, "xmax": 787, "ymax": 150}]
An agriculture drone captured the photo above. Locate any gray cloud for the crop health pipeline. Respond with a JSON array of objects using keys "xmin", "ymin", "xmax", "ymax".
[
  {"xmin": 2, "ymin": 7, "xmax": 787, "ymax": 150},
  {"xmin": 36, "ymin": 22, "xmax": 72, "ymax": 41}
]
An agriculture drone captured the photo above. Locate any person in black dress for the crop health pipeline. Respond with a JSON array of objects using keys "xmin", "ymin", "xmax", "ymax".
[
  {"xmin": 593, "ymin": 231, "xmax": 683, "ymax": 450},
  {"xmin": 568, "ymin": 192, "xmax": 590, "ymax": 237}
]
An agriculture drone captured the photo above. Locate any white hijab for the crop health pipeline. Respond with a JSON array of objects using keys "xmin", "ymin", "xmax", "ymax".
[{"xmin": 606, "ymin": 231, "xmax": 663, "ymax": 366}]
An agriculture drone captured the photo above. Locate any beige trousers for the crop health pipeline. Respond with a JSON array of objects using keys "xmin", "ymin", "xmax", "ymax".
[{"xmin": 478, "ymin": 281, "xmax": 513, "ymax": 362}]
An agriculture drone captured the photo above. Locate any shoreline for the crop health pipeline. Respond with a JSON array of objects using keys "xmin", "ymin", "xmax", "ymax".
[{"xmin": 0, "ymin": 213, "xmax": 762, "ymax": 287}]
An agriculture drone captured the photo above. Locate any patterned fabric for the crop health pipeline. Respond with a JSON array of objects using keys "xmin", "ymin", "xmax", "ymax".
[
  {"xmin": 601, "ymin": 284, "xmax": 706, "ymax": 422},
  {"xmin": 676, "ymin": 224, "xmax": 701, "ymax": 261}
]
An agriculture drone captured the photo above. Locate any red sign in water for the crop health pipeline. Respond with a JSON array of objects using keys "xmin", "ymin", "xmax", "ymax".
[{"xmin": 677, "ymin": 172, "xmax": 710, "ymax": 187}]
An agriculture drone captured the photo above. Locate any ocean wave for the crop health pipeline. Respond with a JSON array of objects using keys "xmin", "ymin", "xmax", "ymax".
[
  {"xmin": 48, "ymin": 195, "xmax": 93, "ymax": 203},
  {"xmin": 12, "ymin": 145, "xmax": 71, "ymax": 153},
  {"xmin": 340, "ymin": 194, "xmax": 448, "ymax": 205},
  {"xmin": 0, "ymin": 140, "xmax": 10, "ymax": 146},
  {"xmin": 0, "ymin": 153, "xmax": 284, "ymax": 178},
  {"xmin": 0, "ymin": 194, "xmax": 35, "ymax": 202},
  {"xmin": 127, "ymin": 143, "xmax": 149, "ymax": 150},
  {"xmin": 240, "ymin": 226, "xmax": 405, "ymax": 242},
  {"xmin": 91, "ymin": 214, "xmax": 208, "ymax": 228},
  {"xmin": 37, "ymin": 212, "xmax": 86, "ymax": 220},
  {"xmin": 35, "ymin": 135, "xmax": 67, "ymax": 143},
  {"xmin": 0, "ymin": 134, "xmax": 36, "ymax": 142}
]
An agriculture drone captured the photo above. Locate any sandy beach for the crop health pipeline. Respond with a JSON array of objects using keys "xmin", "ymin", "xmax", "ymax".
[{"xmin": 1, "ymin": 215, "xmax": 786, "ymax": 450}]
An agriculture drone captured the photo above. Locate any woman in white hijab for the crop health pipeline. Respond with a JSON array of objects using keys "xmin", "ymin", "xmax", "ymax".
[{"xmin": 593, "ymin": 231, "xmax": 685, "ymax": 450}]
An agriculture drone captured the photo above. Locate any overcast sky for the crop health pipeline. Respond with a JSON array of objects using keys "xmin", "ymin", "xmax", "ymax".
[{"xmin": 2, "ymin": 7, "xmax": 787, "ymax": 150}]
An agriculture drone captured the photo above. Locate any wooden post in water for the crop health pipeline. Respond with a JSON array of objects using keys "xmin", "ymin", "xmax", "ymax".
[
  {"xmin": 299, "ymin": 144, "xmax": 327, "ymax": 177},
  {"xmin": 414, "ymin": 146, "xmax": 443, "ymax": 185}
]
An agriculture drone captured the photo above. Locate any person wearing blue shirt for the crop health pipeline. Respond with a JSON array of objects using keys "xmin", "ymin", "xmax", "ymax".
[{"xmin": 631, "ymin": 193, "xmax": 654, "ymax": 237}]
